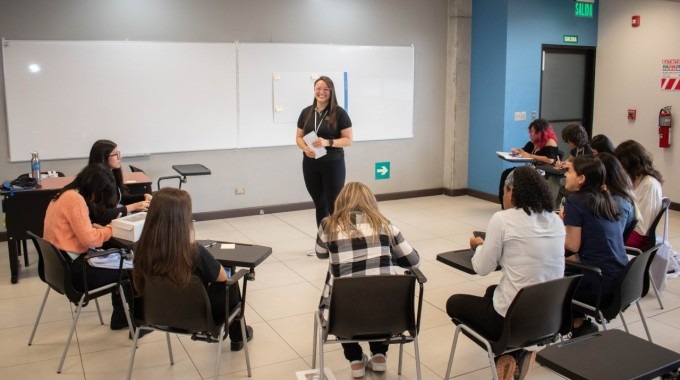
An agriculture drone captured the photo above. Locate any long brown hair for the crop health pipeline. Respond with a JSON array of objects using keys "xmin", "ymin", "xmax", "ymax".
[
  {"xmin": 133, "ymin": 188, "xmax": 196, "ymax": 293},
  {"xmin": 301, "ymin": 76, "xmax": 339, "ymax": 132},
  {"xmin": 615, "ymin": 139, "xmax": 664, "ymax": 184},
  {"xmin": 321, "ymin": 182, "xmax": 393, "ymax": 242}
]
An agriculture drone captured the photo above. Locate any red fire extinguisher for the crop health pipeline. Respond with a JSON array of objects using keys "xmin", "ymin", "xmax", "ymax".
[{"xmin": 659, "ymin": 106, "xmax": 672, "ymax": 148}]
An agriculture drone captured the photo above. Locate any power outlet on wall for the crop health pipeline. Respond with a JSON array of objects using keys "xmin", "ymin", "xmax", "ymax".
[{"xmin": 235, "ymin": 187, "xmax": 245, "ymax": 195}]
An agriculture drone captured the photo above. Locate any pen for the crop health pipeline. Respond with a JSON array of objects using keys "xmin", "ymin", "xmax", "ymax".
[{"xmin": 205, "ymin": 241, "xmax": 217, "ymax": 248}]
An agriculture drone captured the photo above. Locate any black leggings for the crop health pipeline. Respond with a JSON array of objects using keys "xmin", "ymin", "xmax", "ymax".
[
  {"xmin": 302, "ymin": 157, "xmax": 346, "ymax": 226},
  {"xmin": 342, "ymin": 341, "xmax": 389, "ymax": 362},
  {"xmin": 446, "ymin": 285, "xmax": 505, "ymax": 341},
  {"xmin": 206, "ymin": 281, "xmax": 247, "ymax": 340}
]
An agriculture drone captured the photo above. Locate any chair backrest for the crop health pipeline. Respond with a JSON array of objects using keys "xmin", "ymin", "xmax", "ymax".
[
  {"xmin": 327, "ymin": 274, "xmax": 416, "ymax": 340},
  {"xmin": 129, "ymin": 165, "xmax": 145, "ymax": 173},
  {"xmin": 27, "ymin": 231, "xmax": 75, "ymax": 298},
  {"xmin": 643, "ymin": 198, "xmax": 670, "ymax": 251},
  {"xmin": 603, "ymin": 244, "xmax": 660, "ymax": 319},
  {"xmin": 139, "ymin": 275, "xmax": 220, "ymax": 337},
  {"xmin": 499, "ymin": 275, "xmax": 582, "ymax": 352}
]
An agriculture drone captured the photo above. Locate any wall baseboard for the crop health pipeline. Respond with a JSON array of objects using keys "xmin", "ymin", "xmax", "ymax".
[{"xmin": 0, "ymin": 187, "xmax": 558, "ymax": 243}]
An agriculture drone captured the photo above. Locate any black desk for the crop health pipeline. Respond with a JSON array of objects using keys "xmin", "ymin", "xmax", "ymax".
[
  {"xmin": 437, "ymin": 249, "xmax": 478, "ymax": 274},
  {"xmin": 2, "ymin": 173, "xmax": 151, "ymax": 284},
  {"xmin": 535, "ymin": 164, "xmax": 567, "ymax": 176},
  {"xmin": 537, "ymin": 330, "xmax": 680, "ymax": 380},
  {"xmin": 157, "ymin": 164, "xmax": 211, "ymax": 189}
]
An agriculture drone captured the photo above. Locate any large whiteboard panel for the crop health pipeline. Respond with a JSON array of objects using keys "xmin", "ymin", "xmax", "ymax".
[
  {"xmin": 2, "ymin": 40, "xmax": 238, "ymax": 161},
  {"xmin": 238, "ymin": 43, "xmax": 414, "ymax": 148}
]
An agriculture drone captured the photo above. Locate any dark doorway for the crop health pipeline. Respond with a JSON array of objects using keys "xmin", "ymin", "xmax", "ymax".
[{"xmin": 540, "ymin": 45, "xmax": 596, "ymax": 155}]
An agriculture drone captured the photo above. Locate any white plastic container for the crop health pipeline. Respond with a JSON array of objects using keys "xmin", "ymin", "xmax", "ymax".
[{"xmin": 111, "ymin": 212, "xmax": 147, "ymax": 242}]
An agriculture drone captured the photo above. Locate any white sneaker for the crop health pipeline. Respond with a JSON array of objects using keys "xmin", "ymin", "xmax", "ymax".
[
  {"xmin": 350, "ymin": 354, "xmax": 368, "ymax": 378},
  {"xmin": 367, "ymin": 353, "xmax": 387, "ymax": 372},
  {"xmin": 306, "ymin": 250, "xmax": 316, "ymax": 256}
]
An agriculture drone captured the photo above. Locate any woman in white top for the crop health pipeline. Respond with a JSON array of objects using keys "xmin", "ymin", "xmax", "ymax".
[
  {"xmin": 615, "ymin": 140, "xmax": 664, "ymax": 249},
  {"xmin": 446, "ymin": 166, "xmax": 565, "ymax": 380}
]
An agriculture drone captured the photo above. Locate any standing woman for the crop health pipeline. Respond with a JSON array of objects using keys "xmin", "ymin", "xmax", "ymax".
[
  {"xmin": 88, "ymin": 139, "xmax": 151, "ymax": 225},
  {"xmin": 133, "ymin": 188, "xmax": 253, "ymax": 351},
  {"xmin": 296, "ymin": 76, "xmax": 353, "ymax": 228},
  {"xmin": 615, "ymin": 140, "xmax": 664, "ymax": 248}
]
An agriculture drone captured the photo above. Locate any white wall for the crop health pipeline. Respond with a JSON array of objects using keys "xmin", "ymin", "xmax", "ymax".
[
  {"xmin": 0, "ymin": 0, "xmax": 448, "ymax": 217},
  {"xmin": 594, "ymin": 0, "xmax": 679, "ymax": 201}
]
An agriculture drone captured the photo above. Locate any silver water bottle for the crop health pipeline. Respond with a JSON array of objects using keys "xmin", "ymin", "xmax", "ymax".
[{"xmin": 30, "ymin": 151, "xmax": 41, "ymax": 183}]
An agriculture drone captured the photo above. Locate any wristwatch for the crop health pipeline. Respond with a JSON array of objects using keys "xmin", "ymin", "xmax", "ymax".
[{"xmin": 329, "ymin": 138, "xmax": 334, "ymax": 147}]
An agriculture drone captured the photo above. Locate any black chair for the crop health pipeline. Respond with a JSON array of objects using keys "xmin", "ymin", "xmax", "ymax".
[
  {"xmin": 569, "ymin": 244, "xmax": 661, "ymax": 342},
  {"xmin": 444, "ymin": 275, "xmax": 583, "ymax": 380},
  {"xmin": 622, "ymin": 218, "xmax": 638, "ymax": 243},
  {"xmin": 126, "ymin": 272, "xmax": 251, "ymax": 380},
  {"xmin": 26, "ymin": 231, "xmax": 132, "ymax": 374},
  {"xmin": 312, "ymin": 269, "xmax": 427, "ymax": 380},
  {"xmin": 627, "ymin": 197, "xmax": 671, "ymax": 310}
]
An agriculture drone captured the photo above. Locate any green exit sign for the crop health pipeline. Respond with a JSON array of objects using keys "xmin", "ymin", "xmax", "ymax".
[
  {"xmin": 575, "ymin": 1, "xmax": 594, "ymax": 18},
  {"xmin": 563, "ymin": 35, "xmax": 578, "ymax": 44}
]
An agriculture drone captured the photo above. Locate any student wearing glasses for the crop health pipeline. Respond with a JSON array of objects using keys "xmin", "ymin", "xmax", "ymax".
[
  {"xmin": 296, "ymin": 76, "xmax": 353, "ymax": 230},
  {"xmin": 87, "ymin": 139, "xmax": 152, "ymax": 225}
]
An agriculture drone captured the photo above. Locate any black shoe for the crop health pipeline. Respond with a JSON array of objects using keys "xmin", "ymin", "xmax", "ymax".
[
  {"xmin": 571, "ymin": 319, "xmax": 598, "ymax": 338},
  {"xmin": 230, "ymin": 326, "xmax": 254, "ymax": 351},
  {"xmin": 110, "ymin": 311, "xmax": 129, "ymax": 331}
]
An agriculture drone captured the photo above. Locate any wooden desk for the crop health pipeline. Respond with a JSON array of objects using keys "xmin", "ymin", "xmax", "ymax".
[
  {"xmin": 1, "ymin": 172, "xmax": 151, "ymax": 284},
  {"xmin": 537, "ymin": 330, "xmax": 680, "ymax": 380}
]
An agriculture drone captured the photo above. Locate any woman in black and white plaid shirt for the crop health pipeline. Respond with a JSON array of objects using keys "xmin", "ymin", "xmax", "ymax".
[{"xmin": 315, "ymin": 182, "xmax": 420, "ymax": 378}]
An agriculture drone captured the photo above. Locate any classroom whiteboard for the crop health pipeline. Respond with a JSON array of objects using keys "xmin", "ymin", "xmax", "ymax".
[
  {"xmin": 2, "ymin": 40, "xmax": 414, "ymax": 160},
  {"xmin": 238, "ymin": 43, "xmax": 414, "ymax": 148},
  {"xmin": 2, "ymin": 40, "xmax": 238, "ymax": 161}
]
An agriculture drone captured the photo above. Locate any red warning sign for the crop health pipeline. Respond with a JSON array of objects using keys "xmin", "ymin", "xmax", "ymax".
[{"xmin": 661, "ymin": 58, "xmax": 680, "ymax": 91}]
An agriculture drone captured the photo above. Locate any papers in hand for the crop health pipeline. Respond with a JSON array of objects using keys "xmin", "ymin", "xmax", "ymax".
[
  {"xmin": 303, "ymin": 131, "xmax": 327, "ymax": 159},
  {"xmin": 88, "ymin": 253, "xmax": 133, "ymax": 269},
  {"xmin": 496, "ymin": 151, "xmax": 533, "ymax": 162}
]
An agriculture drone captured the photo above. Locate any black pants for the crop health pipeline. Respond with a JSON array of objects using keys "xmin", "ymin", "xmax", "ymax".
[
  {"xmin": 342, "ymin": 342, "xmax": 389, "ymax": 362},
  {"xmin": 302, "ymin": 156, "xmax": 346, "ymax": 226},
  {"xmin": 68, "ymin": 256, "xmax": 131, "ymax": 318},
  {"xmin": 446, "ymin": 285, "xmax": 505, "ymax": 341},
  {"xmin": 206, "ymin": 281, "xmax": 247, "ymax": 340}
]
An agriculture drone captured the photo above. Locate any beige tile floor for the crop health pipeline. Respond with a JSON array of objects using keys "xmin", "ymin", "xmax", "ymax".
[{"xmin": 1, "ymin": 195, "xmax": 679, "ymax": 379}]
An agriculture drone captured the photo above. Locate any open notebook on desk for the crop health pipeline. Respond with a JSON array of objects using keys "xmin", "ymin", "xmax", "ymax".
[{"xmin": 496, "ymin": 151, "xmax": 534, "ymax": 162}]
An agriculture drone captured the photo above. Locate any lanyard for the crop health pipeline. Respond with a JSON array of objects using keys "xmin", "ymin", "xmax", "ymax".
[{"xmin": 314, "ymin": 110, "xmax": 328, "ymax": 134}]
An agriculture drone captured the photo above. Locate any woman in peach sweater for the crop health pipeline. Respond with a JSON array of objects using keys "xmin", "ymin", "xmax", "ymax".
[{"xmin": 43, "ymin": 163, "xmax": 132, "ymax": 331}]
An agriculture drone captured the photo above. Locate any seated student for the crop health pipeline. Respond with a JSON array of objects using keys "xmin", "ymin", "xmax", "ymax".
[
  {"xmin": 132, "ymin": 188, "xmax": 253, "ymax": 351},
  {"xmin": 43, "ymin": 163, "xmax": 135, "ymax": 332},
  {"xmin": 88, "ymin": 139, "xmax": 151, "ymax": 225},
  {"xmin": 498, "ymin": 119, "xmax": 559, "ymax": 207},
  {"xmin": 557, "ymin": 123, "xmax": 592, "ymax": 168},
  {"xmin": 315, "ymin": 182, "xmax": 420, "ymax": 378},
  {"xmin": 615, "ymin": 140, "xmax": 664, "ymax": 249},
  {"xmin": 598, "ymin": 153, "xmax": 638, "ymax": 239},
  {"xmin": 447, "ymin": 167, "xmax": 565, "ymax": 380},
  {"xmin": 590, "ymin": 134, "xmax": 615, "ymax": 156},
  {"xmin": 562, "ymin": 156, "xmax": 628, "ymax": 337}
]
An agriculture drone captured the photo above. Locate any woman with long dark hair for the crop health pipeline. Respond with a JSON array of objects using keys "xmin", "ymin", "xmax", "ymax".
[
  {"xmin": 597, "ymin": 152, "xmax": 638, "ymax": 238},
  {"xmin": 295, "ymin": 76, "xmax": 353, "ymax": 229},
  {"xmin": 133, "ymin": 188, "xmax": 253, "ymax": 351},
  {"xmin": 562, "ymin": 156, "xmax": 628, "ymax": 337},
  {"xmin": 88, "ymin": 139, "xmax": 151, "ymax": 224},
  {"xmin": 615, "ymin": 140, "xmax": 664, "ymax": 248}
]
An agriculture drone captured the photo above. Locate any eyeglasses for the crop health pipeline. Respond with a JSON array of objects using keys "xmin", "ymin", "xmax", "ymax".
[
  {"xmin": 109, "ymin": 151, "xmax": 122, "ymax": 159},
  {"xmin": 315, "ymin": 88, "xmax": 331, "ymax": 93}
]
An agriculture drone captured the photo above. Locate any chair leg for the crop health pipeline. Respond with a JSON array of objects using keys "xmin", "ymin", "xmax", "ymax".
[
  {"xmin": 413, "ymin": 336, "xmax": 422, "ymax": 380},
  {"xmin": 22, "ymin": 239, "xmax": 29, "ymax": 267},
  {"xmin": 444, "ymin": 327, "xmax": 462, "ymax": 380},
  {"xmin": 28, "ymin": 286, "xmax": 51, "ymax": 345},
  {"xmin": 598, "ymin": 311, "xmax": 608, "ymax": 331},
  {"xmin": 239, "ymin": 316, "xmax": 252, "ymax": 377},
  {"xmin": 127, "ymin": 326, "xmax": 143, "ymax": 380},
  {"xmin": 166, "ymin": 332, "xmax": 174, "ymax": 364},
  {"xmin": 58, "ymin": 295, "xmax": 86, "ymax": 374},
  {"xmin": 94, "ymin": 299, "xmax": 104, "ymax": 325},
  {"xmin": 315, "ymin": 313, "xmax": 326, "ymax": 380},
  {"xmin": 649, "ymin": 273, "xmax": 664, "ymax": 309},
  {"xmin": 636, "ymin": 302, "xmax": 653, "ymax": 342},
  {"xmin": 312, "ymin": 313, "xmax": 318, "ymax": 369},
  {"xmin": 118, "ymin": 284, "xmax": 135, "ymax": 338},
  {"xmin": 398, "ymin": 338, "xmax": 404, "ymax": 374},
  {"xmin": 619, "ymin": 312, "xmax": 629, "ymax": 333},
  {"xmin": 213, "ymin": 325, "xmax": 224, "ymax": 380}
]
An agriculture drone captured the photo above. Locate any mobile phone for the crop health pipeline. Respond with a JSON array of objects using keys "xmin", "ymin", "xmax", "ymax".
[{"xmin": 473, "ymin": 231, "xmax": 486, "ymax": 240}]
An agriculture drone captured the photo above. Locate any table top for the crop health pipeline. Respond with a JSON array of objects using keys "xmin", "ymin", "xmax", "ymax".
[
  {"xmin": 2, "ymin": 172, "xmax": 151, "ymax": 194},
  {"xmin": 496, "ymin": 151, "xmax": 534, "ymax": 163},
  {"xmin": 200, "ymin": 240, "xmax": 272, "ymax": 268},
  {"xmin": 437, "ymin": 249, "xmax": 478, "ymax": 275},
  {"xmin": 535, "ymin": 164, "xmax": 567, "ymax": 176},
  {"xmin": 537, "ymin": 330, "xmax": 680, "ymax": 380},
  {"xmin": 172, "ymin": 164, "xmax": 211, "ymax": 177}
]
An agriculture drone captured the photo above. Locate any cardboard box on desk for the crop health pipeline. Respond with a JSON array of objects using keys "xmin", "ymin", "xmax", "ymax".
[{"xmin": 111, "ymin": 212, "xmax": 147, "ymax": 242}]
